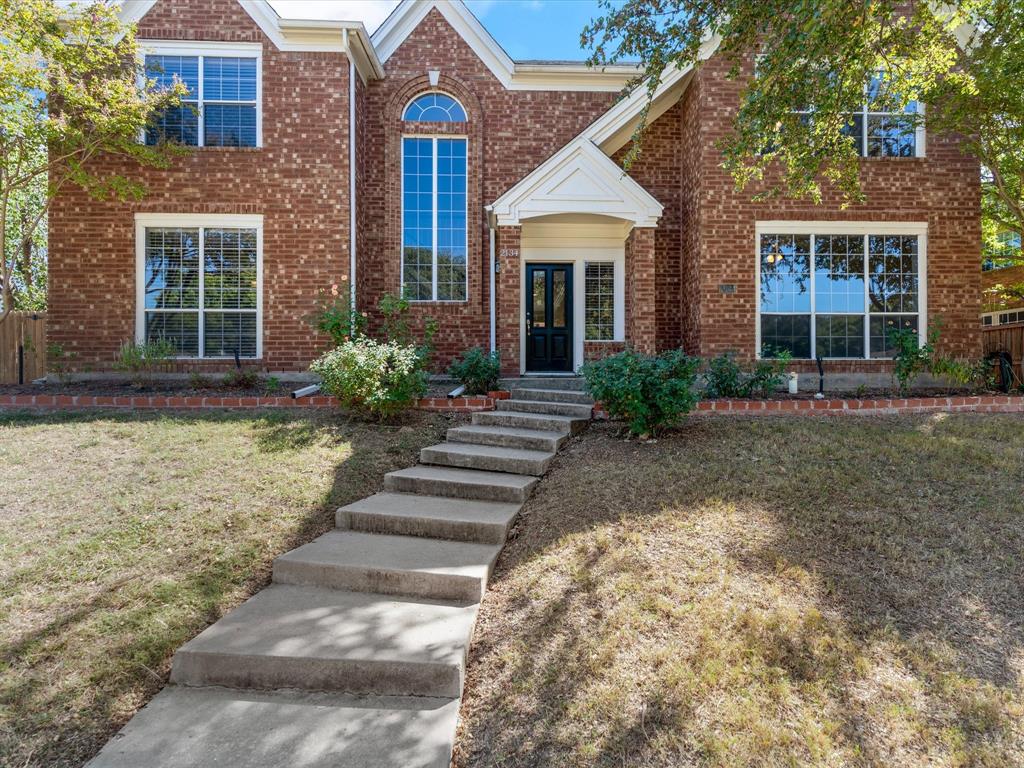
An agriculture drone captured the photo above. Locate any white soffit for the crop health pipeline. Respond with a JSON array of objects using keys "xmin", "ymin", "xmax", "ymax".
[
  {"xmin": 371, "ymin": 0, "xmax": 638, "ymax": 91},
  {"xmin": 489, "ymin": 139, "xmax": 663, "ymax": 228},
  {"xmin": 119, "ymin": 0, "xmax": 384, "ymax": 81}
]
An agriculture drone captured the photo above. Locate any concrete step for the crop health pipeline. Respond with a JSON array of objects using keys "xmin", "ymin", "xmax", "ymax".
[
  {"xmin": 384, "ymin": 465, "xmax": 538, "ymax": 503},
  {"xmin": 85, "ymin": 686, "xmax": 459, "ymax": 768},
  {"xmin": 447, "ymin": 424, "xmax": 568, "ymax": 453},
  {"xmin": 472, "ymin": 409, "xmax": 589, "ymax": 435},
  {"xmin": 273, "ymin": 530, "xmax": 502, "ymax": 602},
  {"xmin": 170, "ymin": 585, "xmax": 478, "ymax": 698},
  {"xmin": 420, "ymin": 441, "xmax": 554, "ymax": 476},
  {"xmin": 501, "ymin": 376, "xmax": 586, "ymax": 391},
  {"xmin": 337, "ymin": 492, "xmax": 520, "ymax": 545},
  {"xmin": 496, "ymin": 398, "xmax": 594, "ymax": 419},
  {"xmin": 510, "ymin": 387, "xmax": 594, "ymax": 405}
]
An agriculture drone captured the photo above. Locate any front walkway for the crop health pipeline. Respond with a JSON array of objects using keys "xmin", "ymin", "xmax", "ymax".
[{"xmin": 86, "ymin": 384, "xmax": 592, "ymax": 767}]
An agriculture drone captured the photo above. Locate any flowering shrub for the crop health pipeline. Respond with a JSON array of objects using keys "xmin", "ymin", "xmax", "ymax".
[
  {"xmin": 310, "ymin": 338, "xmax": 429, "ymax": 420},
  {"xmin": 306, "ymin": 283, "xmax": 366, "ymax": 345}
]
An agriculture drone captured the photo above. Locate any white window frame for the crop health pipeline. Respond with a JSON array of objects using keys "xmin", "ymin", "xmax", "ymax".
[
  {"xmin": 138, "ymin": 41, "xmax": 263, "ymax": 148},
  {"xmin": 399, "ymin": 134, "xmax": 469, "ymax": 303},
  {"xmin": 583, "ymin": 261, "xmax": 616, "ymax": 341},
  {"xmin": 135, "ymin": 213, "xmax": 264, "ymax": 359},
  {"xmin": 401, "ymin": 91, "xmax": 468, "ymax": 122},
  {"xmin": 754, "ymin": 221, "xmax": 928, "ymax": 360}
]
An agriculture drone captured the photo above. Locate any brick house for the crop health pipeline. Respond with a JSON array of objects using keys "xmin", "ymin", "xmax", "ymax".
[{"xmin": 48, "ymin": 0, "xmax": 982, "ymax": 378}]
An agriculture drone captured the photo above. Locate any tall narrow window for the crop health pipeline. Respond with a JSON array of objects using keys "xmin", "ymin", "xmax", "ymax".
[
  {"xmin": 401, "ymin": 136, "xmax": 467, "ymax": 301},
  {"xmin": 758, "ymin": 229, "xmax": 923, "ymax": 359},
  {"xmin": 145, "ymin": 51, "xmax": 259, "ymax": 147},
  {"xmin": 142, "ymin": 224, "xmax": 259, "ymax": 357},
  {"xmin": 585, "ymin": 263, "xmax": 615, "ymax": 340}
]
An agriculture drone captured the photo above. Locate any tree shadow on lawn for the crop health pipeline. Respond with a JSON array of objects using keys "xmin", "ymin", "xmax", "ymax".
[
  {"xmin": 456, "ymin": 414, "xmax": 1024, "ymax": 768},
  {"xmin": 0, "ymin": 407, "xmax": 450, "ymax": 768}
]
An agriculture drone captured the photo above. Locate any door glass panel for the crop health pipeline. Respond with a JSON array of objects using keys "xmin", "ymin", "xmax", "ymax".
[
  {"xmin": 532, "ymin": 271, "xmax": 546, "ymax": 328},
  {"xmin": 552, "ymin": 270, "xmax": 566, "ymax": 327}
]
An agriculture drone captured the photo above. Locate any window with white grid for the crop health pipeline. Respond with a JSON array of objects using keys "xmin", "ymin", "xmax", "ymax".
[
  {"xmin": 141, "ymin": 222, "xmax": 260, "ymax": 358},
  {"xmin": 144, "ymin": 47, "xmax": 259, "ymax": 148},
  {"xmin": 401, "ymin": 136, "xmax": 467, "ymax": 301},
  {"xmin": 585, "ymin": 262, "xmax": 615, "ymax": 340}
]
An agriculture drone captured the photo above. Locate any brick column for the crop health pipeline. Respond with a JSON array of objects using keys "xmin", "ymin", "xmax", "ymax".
[
  {"xmin": 496, "ymin": 226, "xmax": 522, "ymax": 376},
  {"xmin": 625, "ymin": 226, "xmax": 657, "ymax": 354}
]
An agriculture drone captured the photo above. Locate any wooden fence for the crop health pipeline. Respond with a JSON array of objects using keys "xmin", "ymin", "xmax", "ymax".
[
  {"xmin": 0, "ymin": 312, "xmax": 47, "ymax": 384},
  {"xmin": 983, "ymin": 321, "xmax": 1024, "ymax": 387}
]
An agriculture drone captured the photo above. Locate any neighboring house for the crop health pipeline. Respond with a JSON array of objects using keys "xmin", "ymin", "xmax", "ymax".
[{"xmin": 47, "ymin": 0, "xmax": 982, "ymax": 377}]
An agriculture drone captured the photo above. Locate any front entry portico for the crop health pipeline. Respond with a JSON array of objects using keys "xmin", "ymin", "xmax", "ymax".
[{"xmin": 489, "ymin": 139, "xmax": 664, "ymax": 375}]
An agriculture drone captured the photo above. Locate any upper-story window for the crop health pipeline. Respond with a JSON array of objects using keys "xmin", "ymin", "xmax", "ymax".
[
  {"xmin": 403, "ymin": 92, "xmax": 467, "ymax": 122},
  {"xmin": 783, "ymin": 70, "xmax": 923, "ymax": 158},
  {"xmin": 144, "ymin": 44, "xmax": 261, "ymax": 148}
]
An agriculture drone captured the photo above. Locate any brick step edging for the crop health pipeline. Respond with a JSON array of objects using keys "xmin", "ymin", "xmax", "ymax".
[
  {"xmin": 0, "ymin": 394, "xmax": 496, "ymax": 413},
  {"xmin": 594, "ymin": 394, "xmax": 1024, "ymax": 418}
]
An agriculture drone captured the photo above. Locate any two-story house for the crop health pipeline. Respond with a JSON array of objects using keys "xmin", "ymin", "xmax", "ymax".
[{"xmin": 47, "ymin": 0, "xmax": 982, "ymax": 378}]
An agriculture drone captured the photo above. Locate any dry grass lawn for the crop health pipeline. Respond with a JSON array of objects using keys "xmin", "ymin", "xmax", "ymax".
[
  {"xmin": 456, "ymin": 414, "xmax": 1024, "ymax": 768},
  {"xmin": 0, "ymin": 408, "xmax": 451, "ymax": 768}
]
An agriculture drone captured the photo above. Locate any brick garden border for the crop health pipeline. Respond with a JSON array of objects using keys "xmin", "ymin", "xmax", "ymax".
[
  {"xmin": 0, "ymin": 394, "xmax": 497, "ymax": 413},
  {"xmin": 2, "ymin": 393, "xmax": 1022, "ymax": 416}
]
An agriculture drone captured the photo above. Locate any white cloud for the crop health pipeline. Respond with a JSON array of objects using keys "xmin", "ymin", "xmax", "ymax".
[{"xmin": 267, "ymin": 0, "xmax": 400, "ymax": 32}]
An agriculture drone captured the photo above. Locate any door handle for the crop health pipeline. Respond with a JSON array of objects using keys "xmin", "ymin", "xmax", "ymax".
[{"xmin": 526, "ymin": 313, "xmax": 533, "ymax": 333}]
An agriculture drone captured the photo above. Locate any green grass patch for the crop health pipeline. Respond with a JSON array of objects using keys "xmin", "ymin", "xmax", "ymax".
[{"xmin": 0, "ymin": 408, "xmax": 449, "ymax": 768}]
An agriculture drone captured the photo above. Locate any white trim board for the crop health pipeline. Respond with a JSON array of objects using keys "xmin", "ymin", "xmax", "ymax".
[
  {"xmin": 490, "ymin": 140, "xmax": 663, "ymax": 228},
  {"xmin": 134, "ymin": 213, "xmax": 264, "ymax": 360},
  {"xmin": 372, "ymin": 0, "xmax": 639, "ymax": 92},
  {"xmin": 753, "ymin": 220, "xmax": 929, "ymax": 360}
]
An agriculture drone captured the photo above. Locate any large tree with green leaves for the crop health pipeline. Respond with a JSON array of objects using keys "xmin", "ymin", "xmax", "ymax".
[
  {"xmin": 585, "ymin": 0, "xmax": 1023, "ymax": 279},
  {"xmin": 0, "ymin": 0, "xmax": 187, "ymax": 324}
]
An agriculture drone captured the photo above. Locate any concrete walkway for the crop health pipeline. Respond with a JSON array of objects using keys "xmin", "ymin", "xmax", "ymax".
[{"xmin": 87, "ymin": 379, "xmax": 592, "ymax": 768}]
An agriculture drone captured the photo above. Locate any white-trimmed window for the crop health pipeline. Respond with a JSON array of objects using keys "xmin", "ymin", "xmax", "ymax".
[
  {"xmin": 143, "ymin": 42, "xmax": 262, "ymax": 148},
  {"xmin": 756, "ymin": 223, "xmax": 927, "ymax": 359},
  {"xmin": 401, "ymin": 136, "xmax": 468, "ymax": 301},
  {"xmin": 135, "ymin": 214, "xmax": 263, "ymax": 358},
  {"xmin": 585, "ymin": 262, "xmax": 615, "ymax": 340}
]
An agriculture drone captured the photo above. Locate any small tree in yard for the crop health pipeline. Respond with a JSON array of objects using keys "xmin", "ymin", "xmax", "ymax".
[{"xmin": 0, "ymin": 0, "xmax": 187, "ymax": 324}]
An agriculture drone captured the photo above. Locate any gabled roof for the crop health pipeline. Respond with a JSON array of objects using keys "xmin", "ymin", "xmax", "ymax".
[
  {"xmin": 118, "ymin": 0, "xmax": 384, "ymax": 82},
  {"xmin": 371, "ymin": 0, "xmax": 639, "ymax": 92},
  {"xmin": 489, "ymin": 139, "xmax": 663, "ymax": 227},
  {"xmin": 489, "ymin": 31, "xmax": 721, "ymax": 224}
]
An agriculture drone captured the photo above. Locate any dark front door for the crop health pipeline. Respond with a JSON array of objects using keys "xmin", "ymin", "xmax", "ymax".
[{"xmin": 526, "ymin": 263, "xmax": 573, "ymax": 372}]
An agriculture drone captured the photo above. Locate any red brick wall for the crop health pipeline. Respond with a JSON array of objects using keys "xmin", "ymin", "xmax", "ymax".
[
  {"xmin": 686, "ymin": 55, "xmax": 982, "ymax": 364},
  {"xmin": 625, "ymin": 227, "xmax": 657, "ymax": 353},
  {"xmin": 48, "ymin": 0, "xmax": 351, "ymax": 372},
  {"xmin": 357, "ymin": 8, "xmax": 615, "ymax": 370}
]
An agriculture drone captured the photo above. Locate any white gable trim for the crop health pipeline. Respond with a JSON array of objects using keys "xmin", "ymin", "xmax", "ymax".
[
  {"xmin": 489, "ymin": 140, "xmax": 663, "ymax": 228},
  {"xmin": 118, "ymin": 0, "xmax": 384, "ymax": 81},
  {"xmin": 372, "ymin": 0, "xmax": 638, "ymax": 92}
]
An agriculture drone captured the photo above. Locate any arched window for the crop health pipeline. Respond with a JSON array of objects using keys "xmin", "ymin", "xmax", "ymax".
[{"xmin": 403, "ymin": 92, "xmax": 467, "ymax": 122}]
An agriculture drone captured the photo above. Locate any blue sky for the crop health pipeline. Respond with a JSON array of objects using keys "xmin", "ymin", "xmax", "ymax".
[{"xmin": 267, "ymin": 1, "xmax": 606, "ymax": 61}]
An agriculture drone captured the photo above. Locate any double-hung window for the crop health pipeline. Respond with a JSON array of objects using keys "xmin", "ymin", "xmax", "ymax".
[
  {"xmin": 401, "ymin": 137, "xmax": 468, "ymax": 301},
  {"xmin": 136, "ymin": 215, "xmax": 262, "ymax": 359},
  {"xmin": 757, "ymin": 224, "xmax": 926, "ymax": 359},
  {"xmin": 144, "ymin": 44, "xmax": 261, "ymax": 148}
]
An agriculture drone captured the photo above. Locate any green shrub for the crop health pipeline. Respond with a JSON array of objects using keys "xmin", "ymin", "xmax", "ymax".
[
  {"xmin": 114, "ymin": 340, "xmax": 175, "ymax": 386},
  {"xmin": 448, "ymin": 347, "xmax": 501, "ymax": 395},
  {"xmin": 704, "ymin": 348, "xmax": 791, "ymax": 398},
  {"xmin": 582, "ymin": 348, "xmax": 701, "ymax": 436},
  {"xmin": 704, "ymin": 353, "xmax": 746, "ymax": 398},
  {"xmin": 747, "ymin": 347, "xmax": 792, "ymax": 398},
  {"xmin": 306, "ymin": 285, "xmax": 366, "ymax": 345},
  {"xmin": 310, "ymin": 337, "xmax": 429, "ymax": 420},
  {"xmin": 889, "ymin": 320, "xmax": 988, "ymax": 395},
  {"xmin": 379, "ymin": 292, "xmax": 437, "ymax": 349}
]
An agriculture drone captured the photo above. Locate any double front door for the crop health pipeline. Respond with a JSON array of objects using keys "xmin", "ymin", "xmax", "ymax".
[{"xmin": 525, "ymin": 263, "xmax": 573, "ymax": 372}]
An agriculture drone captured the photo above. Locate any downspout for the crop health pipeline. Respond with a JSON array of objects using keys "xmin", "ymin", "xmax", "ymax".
[
  {"xmin": 345, "ymin": 29, "xmax": 357, "ymax": 315},
  {"xmin": 488, "ymin": 218, "xmax": 496, "ymax": 354}
]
